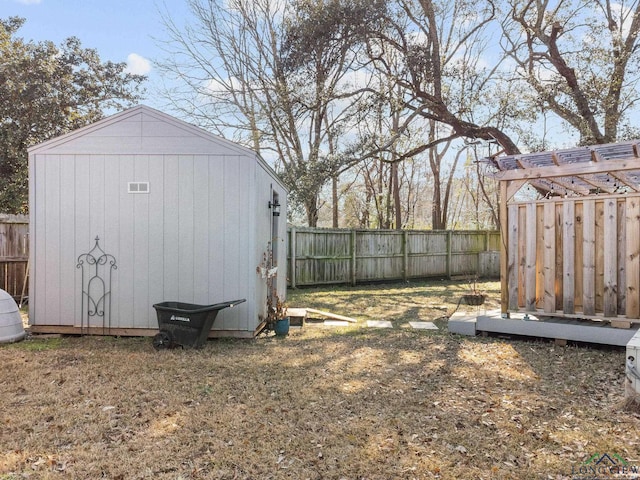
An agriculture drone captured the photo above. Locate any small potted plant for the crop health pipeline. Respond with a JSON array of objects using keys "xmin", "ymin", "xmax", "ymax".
[
  {"xmin": 462, "ymin": 277, "xmax": 486, "ymax": 306},
  {"xmin": 266, "ymin": 291, "xmax": 289, "ymax": 336}
]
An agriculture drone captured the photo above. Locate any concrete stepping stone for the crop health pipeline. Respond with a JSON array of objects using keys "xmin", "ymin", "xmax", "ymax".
[
  {"xmin": 409, "ymin": 321, "xmax": 439, "ymax": 330},
  {"xmin": 367, "ymin": 320, "xmax": 393, "ymax": 328},
  {"xmin": 324, "ymin": 320, "xmax": 350, "ymax": 327}
]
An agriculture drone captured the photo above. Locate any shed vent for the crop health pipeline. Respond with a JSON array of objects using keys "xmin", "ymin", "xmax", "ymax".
[{"xmin": 128, "ymin": 182, "xmax": 149, "ymax": 194}]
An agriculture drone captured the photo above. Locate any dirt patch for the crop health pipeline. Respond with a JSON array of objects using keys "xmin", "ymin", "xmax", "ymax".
[{"xmin": 1, "ymin": 281, "xmax": 638, "ymax": 479}]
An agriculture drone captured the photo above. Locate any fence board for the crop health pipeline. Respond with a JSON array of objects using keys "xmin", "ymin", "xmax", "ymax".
[
  {"xmin": 595, "ymin": 201, "xmax": 605, "ymax": 312},
  {"xmin": 574, "ymin": 202, "xmax": 584, "ymax": 311},
  {"xmin": 0, "ymin": 215, "xmax": 29, "ymax": 299},
  {"xmin": 555, "ymin": 203, "xmax": 564, "ymax": 311},
  {"xmin": 288, "ymin": 228, "xmax": 500, "ymax": 287},
  {"xmin": 543, "ymin": 203, "xmax": 556, "ymax": 313},
  {"xmin": 0, "ymin": 262, "xmax": 27, "ymax": 298},
  {"xmin": 525, "ymin": 203, "xmax": 537, "ymax": 311},
  {"xmin": 290, "ymin": 229, "xmax": 352, "ymax": 286},
  {"xmin": 582, "ymin": 200, "xmax": 596, "ymax": 315},
  {"xmin": 603, "ymin": 199, "xmax": 618, "ymax": 317},
  {"xmin": 507, "ymin": 204, "xmax": 519, "ymax": 310},
  {"xmin": 504, "ymin": 194, "xmax": 640, "ymax": 322},
  {"xmin": 517, "ymin": 206, "xmax": 526, "ymax": 309},
  {"xmin": 626, "ymin": 197, "xmax": 640, "ymax": 318},
  {"xmin": 0, "ymin": 217, "xmax": 28, "ymax": 257},
  {"xmin": 563, "ymin": 201, "xmax": 575, "ymax": 313},
  {"xmin": 3, "ymin": 220, "xmax": 499, "ymax": 294},
  {"xmin": 618, "ymin": 200, "xmax": 627, "ymax": 315},
  {"xmin": 536, "ymin": 204, "xmax": 545, "ymax": 310}
]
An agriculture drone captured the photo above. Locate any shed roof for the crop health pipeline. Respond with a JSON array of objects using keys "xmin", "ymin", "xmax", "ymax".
[
  {"xmin": 492, "ymin": 139, "xmax": 640, "ymax": 196},
  {"xmin": 28, "ymin": 105, "xmax": 255, "ymax": 157},
  {"xmin": 28, "ymin": 104, "xmax": 287, "ymax": 190}
]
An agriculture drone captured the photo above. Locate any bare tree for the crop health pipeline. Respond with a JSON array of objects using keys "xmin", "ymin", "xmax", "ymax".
[
  {"xmin": 458, "ymin": 145, "xmax": 501, "ymax": 230},
  {"xmin": 155, "ymin": 0, "xmax": 640, "ymax": 230},
  {"xmin": 357, "ymin": 0, "xmax": 521, "ymax": 160},
  {"xmin": 304, "ymin": 0, "xmax": 522, "ymax": 230},
  {"xmin": 501, "ymin": 0, "xmax": 640, "ymax": 145},
  {"xmin": 156, "ymin": 0, "xmax": 521, "ymax": 229},
  {"xmin": 338, "ymin": 153, "xmax": 425, "ymax": 229},
  {"xmin": 156, "ymin": 1, "xmax": 268, "ymax": 149},
  {"xmin": 156, "ymin": 0, "xmax": 369, "ymax": 226},
  {"xmin": 428, "ymin": 125, "xmax": 457, "ymax": 230},
  {"xmin": 352, "ymin": 0, "xmax": 519, "ymax": 229},
  {"xmin": 350, "ymin": 66, "xmax": 427, "ymax": 229}
]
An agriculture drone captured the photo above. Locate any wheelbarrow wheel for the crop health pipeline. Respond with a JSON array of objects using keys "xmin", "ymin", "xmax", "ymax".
[{"xmin": 153, "ymin": 331, "xmax": 173, "ymax": 350}]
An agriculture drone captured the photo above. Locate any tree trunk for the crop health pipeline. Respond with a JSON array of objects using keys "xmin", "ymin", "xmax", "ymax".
[
  {"xmin": 429, "ymin": 130, "xmax": 446, "ymax": 230},
  {"xmin": 332, "ymin": 176, "xmax": 339, "ymax": 228},
  {"xmin": 305, "ymin": 196, "xmax": 319, "ymax": 227},
  {"xmin": 432, "ymin": 189, "xmax": 445, "ymax": 229},
  {"xmin": 391, "ymin": 161, "xmax": 402, "ymax": 230}
]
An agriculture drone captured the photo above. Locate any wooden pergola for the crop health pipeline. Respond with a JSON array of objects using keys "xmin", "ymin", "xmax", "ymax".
[{"xmin": 492, "ymin": 140, "xmax": 640, "ymax": 326}]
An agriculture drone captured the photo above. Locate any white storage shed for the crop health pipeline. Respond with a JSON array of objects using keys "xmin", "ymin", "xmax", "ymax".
[{"xmin": 28, "ymin": 105, "xmax": 287, "ymax": 338}]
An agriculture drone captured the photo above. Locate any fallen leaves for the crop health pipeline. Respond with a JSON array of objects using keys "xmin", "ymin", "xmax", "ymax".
[{"xmin": 0, "ymin": 281, "xmax": 637, "ymax": 479}]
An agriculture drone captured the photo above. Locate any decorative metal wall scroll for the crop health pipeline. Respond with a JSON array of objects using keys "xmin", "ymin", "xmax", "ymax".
[{"xmin": 76, "ymin": 236, "xmax": 117, "ymax": 334}]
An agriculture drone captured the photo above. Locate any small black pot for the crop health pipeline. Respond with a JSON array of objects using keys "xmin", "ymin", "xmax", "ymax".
[{"xmin": 462, "ymin": 294, "xmax": 486, "ymax": 306}]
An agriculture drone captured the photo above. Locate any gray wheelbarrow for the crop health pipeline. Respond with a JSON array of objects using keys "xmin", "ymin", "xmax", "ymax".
[{"xmin": 152, "ymin": 299, "xmax": 246, "ymax": 349}]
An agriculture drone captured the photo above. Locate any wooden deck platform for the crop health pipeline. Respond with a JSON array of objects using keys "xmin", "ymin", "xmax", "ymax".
[{"xmin": 449, "ymin": 310, "xmax": 640, "ymax": 347}]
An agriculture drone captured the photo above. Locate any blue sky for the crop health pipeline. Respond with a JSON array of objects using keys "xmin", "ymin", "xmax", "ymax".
[{"xmin": 1, "ymin": 0, "xmax": 185, "ymax": 108}]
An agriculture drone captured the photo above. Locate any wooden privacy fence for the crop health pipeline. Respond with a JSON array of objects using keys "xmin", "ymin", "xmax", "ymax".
[
  {"xmin": 0, "ymin": 214, "xmax": 29, "ymax": 299},
  {"xmin": 288, "ymin": 228, "xmax": 500, "ymax": 287},
  {"xmin": 506, "ymin": 193, "xmax": 640, "ymax": 322},
  {"xmin": 0, "ymin": 217, "xmax": 500, "ymax": 295}
]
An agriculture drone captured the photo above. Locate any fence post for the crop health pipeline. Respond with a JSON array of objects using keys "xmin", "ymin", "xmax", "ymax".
[
  {"xmin": 446, "ymin": 230, "xmax": 453, "ymax": 279},
  {"xmin": 290, "ymin": 227, "xmax": 297, "ymax": 289},
  {"xmin": 351, "ymin": 229, "xmax": 357, "ymax": 286},
  {"xmin": 403, "ymin": 230, "xmax": 408, "ymax": 282}
]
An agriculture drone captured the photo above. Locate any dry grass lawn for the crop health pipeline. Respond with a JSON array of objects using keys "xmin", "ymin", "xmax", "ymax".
[{"xmin": 1, "ymin": 280, "xmax": 639, "ymax": 479}]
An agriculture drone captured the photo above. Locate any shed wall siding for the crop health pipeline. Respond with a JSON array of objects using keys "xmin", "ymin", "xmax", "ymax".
[
  {"xmin": 30, "ymin": 152, "xmax": 267, "ymax": 332},
  {"xmin": 37, "ymin": 111, "xmax": 258, "ymax": 157}
]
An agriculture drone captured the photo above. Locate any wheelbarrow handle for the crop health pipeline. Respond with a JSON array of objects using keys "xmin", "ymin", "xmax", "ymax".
[{"xmin": 208, "ymin": 298, "xmax": 247, "ymax": 310}]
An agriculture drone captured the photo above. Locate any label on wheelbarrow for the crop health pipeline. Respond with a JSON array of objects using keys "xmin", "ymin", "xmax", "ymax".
[{"xmin": 170, "ymin": 315, "xmax": 190, "ymax": 322}]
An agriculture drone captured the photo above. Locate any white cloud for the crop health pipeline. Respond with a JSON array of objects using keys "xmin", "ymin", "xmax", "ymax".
[
  {"xmin": 14, "ymin": 0, "xmax": 42, "ymax": 4},
  {"xmin": 125, "ymin": 53, "xmax": 152, "ymax": 75}
]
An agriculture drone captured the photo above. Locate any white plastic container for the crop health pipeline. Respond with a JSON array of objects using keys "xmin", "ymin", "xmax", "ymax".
[
  {"xmin": 627, "ymin": 329, "xmax": 640, "ymax": 397},
  {"xmin": 0, "ymin": 289, "xmax": 25, "ymax": 344}
]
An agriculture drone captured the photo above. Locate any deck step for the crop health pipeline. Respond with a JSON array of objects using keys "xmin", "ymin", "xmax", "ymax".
[{"xmin": 473, "ymin": 312, "xmax": 639, "ymax": 347}]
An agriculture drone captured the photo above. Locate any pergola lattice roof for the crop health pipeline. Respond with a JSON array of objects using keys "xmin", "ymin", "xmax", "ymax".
[{"xmin": 492, "ymin": 139, "xmax": 640, "ymax": 197}]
